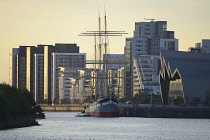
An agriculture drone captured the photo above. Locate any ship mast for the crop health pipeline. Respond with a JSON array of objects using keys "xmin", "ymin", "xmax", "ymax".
[
  {"xmin": 98, "ymin": 13, "xmax": 103, "ymax": 98},
  {"xmin": 79, "ymin": 12, "xmax": 127, "ymax": 99},
  {"xmin": 103, "ymin": 11, "xmax": 108, "ymax": 97}
]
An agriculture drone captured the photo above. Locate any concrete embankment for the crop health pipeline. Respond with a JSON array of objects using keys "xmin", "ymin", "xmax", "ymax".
[
  {"xmin": 119, "ymin": 106, "xmax": 210, "ymax": 118},
  {"xmin": 41, "ymin": 104, "xmax": 84, "ymax": 112},
  {"xmin": 41, "ymin": 104, "xmax": 210, "ymax": 118}
]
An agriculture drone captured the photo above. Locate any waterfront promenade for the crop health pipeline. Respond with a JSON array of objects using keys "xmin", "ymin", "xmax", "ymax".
[{"xmin": 40, "ymin": 104, "xmax": 84, "ymax": 112}]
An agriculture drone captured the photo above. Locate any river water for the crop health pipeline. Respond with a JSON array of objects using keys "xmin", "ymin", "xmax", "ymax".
[{"xmin": 1, "ymin": 112, "xmax": 210, "ymax": 140}]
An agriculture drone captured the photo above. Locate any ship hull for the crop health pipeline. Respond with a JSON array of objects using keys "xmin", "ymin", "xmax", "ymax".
[
  {"xmin": 85, "ymin": 98, "xmax": 119, "ymax": 117},
  {"xmin": 92, "ymin": 111, "xmax": 119, "ymax": 117}
]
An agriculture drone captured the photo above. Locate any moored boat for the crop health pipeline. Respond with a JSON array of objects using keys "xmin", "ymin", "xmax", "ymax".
[
  {"xmin": 79, "ymin": 12, "xmax": 126, "ymax": 118},
  {"xmin": 85, "ymin": 97, "xmax": 119, "ymax": 117}
]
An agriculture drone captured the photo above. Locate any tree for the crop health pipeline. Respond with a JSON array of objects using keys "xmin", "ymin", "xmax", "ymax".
[{"xmin": 0, "ymin": 83, "xmax": 45, "ymax": 129}]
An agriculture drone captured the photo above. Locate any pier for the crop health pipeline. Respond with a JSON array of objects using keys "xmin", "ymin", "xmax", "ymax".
[
  {"xmin": 120, "ymin": 106, "xmax": 210, "ymax": 118},
  {"xmin": 40, "ymin": 104, "xmax": 210, "ymax": 118}
]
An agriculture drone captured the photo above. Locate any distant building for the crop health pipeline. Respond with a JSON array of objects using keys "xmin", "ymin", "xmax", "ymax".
[
  {"xmin": 103, "ymin": 54, "xmax": 124, "ymax": 70},
  {"xmin": 188, "ymin": 47, "xmax": 201, "ymax": 53},
  {"xmin": 188, "ymin": 39, "xmax": 210, "ymax": 53},
  {"xmin": 201, "ymin": 39, "xmax": 210, "ymax": 53},
  {"xmin": 51, "ymin": 53, "xmax": 86, "ymax": 103},
  {"xmin": 117, "ymin": 68, "xmax": 125, "ymax": 98},
  {"xmin": 43, "ymin": 44, "xmax": 79, "ymax": 104},
  {"xmin": 124, "ymin": 20, "xmax": 178, "ymax": 97},
  {"xmin": 34, "ymin": 54, "xmax": 44, "ymax": 103},
  {"xmin": 102, "ymin": 54, "xmax": 125, "ymax": 98},
  {"xmin": 133, "ymin": 55, "xmax": 160, "ymax": 96},
  {"xmin": 108, "ymin": 69, "xmax": 119, "ymax": 97},
  {"xmin": 9, "ymin": 43, "xmax": 80, "ymax": 104},
  {"xmin": 134, "ymin": 21, "xmax": 171, "ymax": 38},
  {"xmin": 9, "ymin": 48, "xmax": 19, "ymax": 87},
  {"xmin": 188, "ymin": 42, "xmax": 202, "ymax": 53},
  {"xmin": 58, "ymin": 67, "xmax": 79, "ymax": 104},
  {"xmin": 58, "ymin": 67, "xmax": 95, "ymax": 103},
  {"xmin": 160, "ymin": 51, "xmax": 210, "ymax": 104}
]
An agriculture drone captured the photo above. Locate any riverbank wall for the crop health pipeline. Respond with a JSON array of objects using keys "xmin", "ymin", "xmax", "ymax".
[
  {"xmin": 41, "ymin": 104, "xmax": 84, "ymax": 112},
  {"xmin": 40, "ymin": 104, "xmax": 210, "ymax": 118},
  {"xmin": 120, "ymin": 106, "xmax": 210, "ymax": 118}
]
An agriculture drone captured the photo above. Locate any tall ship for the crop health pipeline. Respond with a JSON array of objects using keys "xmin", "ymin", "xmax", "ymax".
[
  {"xmin": 85, "ymin": 97, "xmax": 119, "ymax": 117},
  {"xmin": 79, "ymin": 12, "xmax": 127, "ymax": 117}
]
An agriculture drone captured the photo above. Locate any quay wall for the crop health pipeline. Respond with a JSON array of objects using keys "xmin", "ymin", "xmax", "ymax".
[
  {"xmin": 120, "ymin": 106, "xmax": 210, "ymax": 118},
  {"xmin": 41, "ymin": 104, "xmax": 210, "ymax": 118},
  {"xmin": 41, "ymin": 104, "xmax": 84, "ymax": 112}
]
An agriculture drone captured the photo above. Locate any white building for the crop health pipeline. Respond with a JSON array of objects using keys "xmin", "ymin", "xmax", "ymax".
[
  {"xmin": 117, "ymin": 68, "xmax": 125, "ymax": 98},
  {"xmin": 133, "ymin": 55, "xmax": 160, "ymax": 96},
  {"xmin": 52, "ymin": 53, "xmax": 86, "ymax": 103},
  {"xmin": 125, "ymin": 20, "xmax": 178, "ymax": 97},
  {"xmin": 58, "ymin": 67, "xmax": 79, "ymax": 103},
  {"xmin": 131, "ymin": 38, "xmax": 149, "ymax": 56},
  {"xmin": 107, "ymin": 68, "xmax": 125, "ymax": 98},
  {"xmin": 77, "ymin": 69, "xmax": 94, "ymax": 100},
  {"xmin": 58, "ymin": 67, "xmax": 96, "ymax": 103},
  {"xmin": 69, "ymin": 78, "xmax": 78, "ymax": 102},
  {"xmin": 159, "ymin": 39, "xmax": 178, "ymax": 51}
]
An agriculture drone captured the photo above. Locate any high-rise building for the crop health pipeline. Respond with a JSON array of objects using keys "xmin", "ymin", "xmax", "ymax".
[
  {"xmin": 9, "ymin": 43, "xmax": 80, "ymax": 104},
  {"xmin": 18, "ymin": 46, "xmax": 36, "ymax": 89},
  {"xmin": 134, "ymin": 21, "xmax": 175, "ymax": 39},
  {"xmin": 9, "ymin": 45, "xmax": 45, "ymax": 97},
  {"xmin": 34, "ymin": 54, "xmax": 44, "ymax": 103},
  {"xmin": 43, "ymin": 44, "xmax": 79, "ymax": 103},
  {"xmin": 124, "ymin": 20, "xmax": 178, "ymax": 97}
]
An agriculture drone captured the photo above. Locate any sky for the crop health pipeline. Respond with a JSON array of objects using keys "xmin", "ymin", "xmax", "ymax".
[{"xmin": 1, "ymin": 0, "xmax": 210, "ymax": 83}]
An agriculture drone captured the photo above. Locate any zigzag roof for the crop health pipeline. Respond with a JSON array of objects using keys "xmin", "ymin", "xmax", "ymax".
[{"xmin": 160, "ymin": 51, "xmax": 210, "ymax": 80}]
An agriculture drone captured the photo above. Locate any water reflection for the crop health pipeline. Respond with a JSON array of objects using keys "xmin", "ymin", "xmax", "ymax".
[{"xmin": 1, "ymin": 112, "xmax": 210, "ymax": 140}]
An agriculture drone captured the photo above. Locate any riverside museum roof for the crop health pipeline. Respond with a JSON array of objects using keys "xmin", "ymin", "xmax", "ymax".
[{"xmin": 160, "ymin": 51, "xmax": 210, "ymax": 104}]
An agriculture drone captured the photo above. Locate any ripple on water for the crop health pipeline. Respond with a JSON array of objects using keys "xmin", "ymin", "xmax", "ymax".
[{"xmin": 1, "ymin": 112, "xmax": 210, "ymax": 140}]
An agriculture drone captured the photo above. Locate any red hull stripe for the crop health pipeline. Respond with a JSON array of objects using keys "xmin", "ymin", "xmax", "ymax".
[{"xmin": 90, "ymin": 112, "xmax": 119, "ymax": 117}]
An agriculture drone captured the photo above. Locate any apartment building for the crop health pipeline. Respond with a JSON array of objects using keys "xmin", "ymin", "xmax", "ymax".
[
  {"xmin": 9, "ymin": 43, "xmax": 80, "ymax": 104},
  {"xmin": 133, "ymin": 55, "xmax": 160, "ymax": 96},
  {"xmin": 124, "ymin": 20, "xmax": 178, "ymax": 97}
]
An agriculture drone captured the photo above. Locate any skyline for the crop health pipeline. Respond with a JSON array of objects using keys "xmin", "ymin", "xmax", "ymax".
[{"xmin": 1, "ymin": 0, "xmax": 210, "ymax": 83}]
